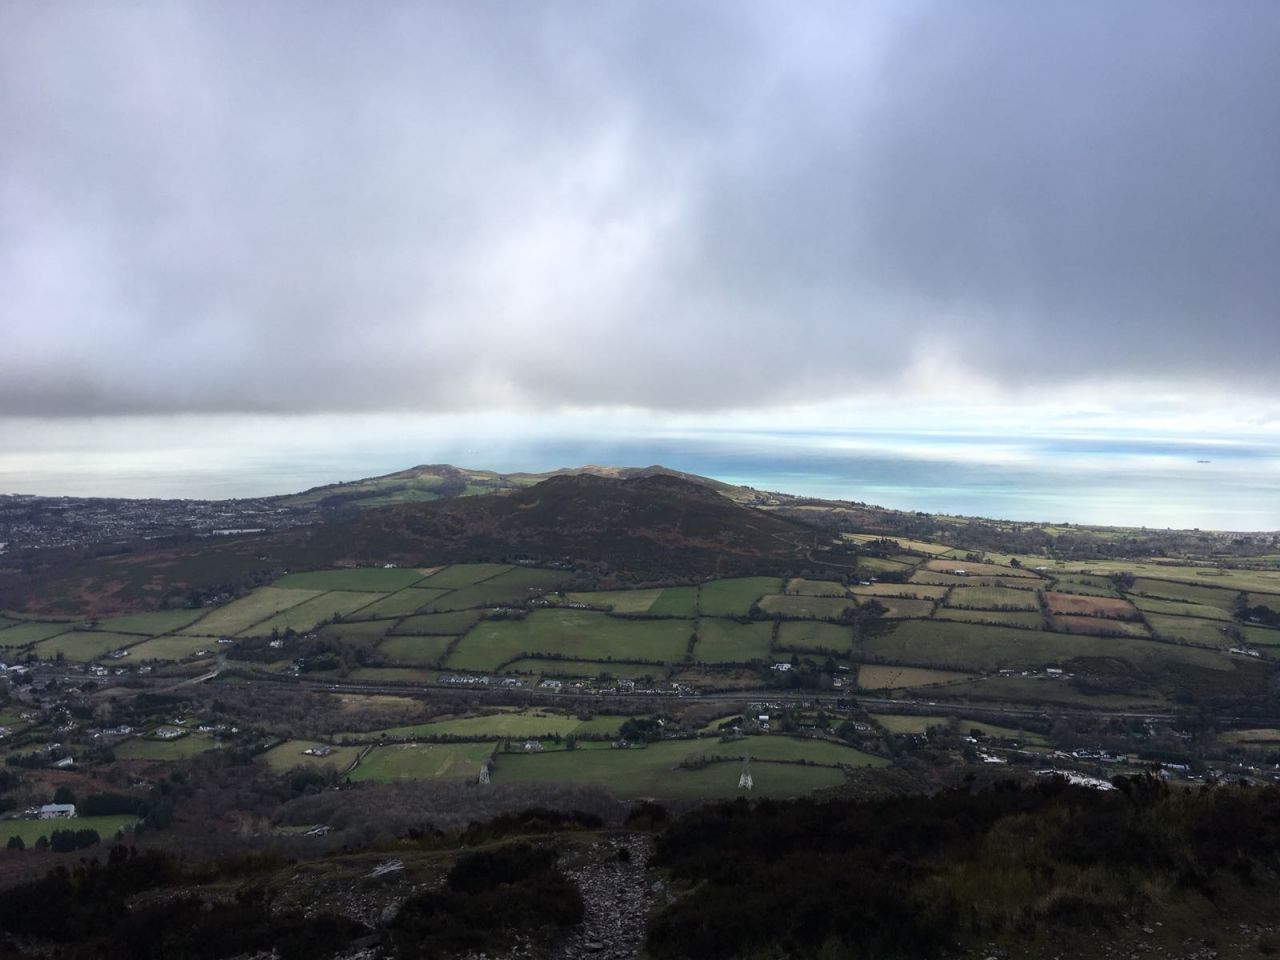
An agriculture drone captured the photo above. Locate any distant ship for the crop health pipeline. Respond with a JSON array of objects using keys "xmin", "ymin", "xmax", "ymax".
[{"xmin": 1196, "ymin": 459, "xmax": 1211, "ymax": 464}]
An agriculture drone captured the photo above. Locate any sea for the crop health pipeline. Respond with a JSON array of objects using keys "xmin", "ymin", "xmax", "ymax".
[{"xmin": 2, "ymin": 429, "xmax": 1278, "ymax": 532}]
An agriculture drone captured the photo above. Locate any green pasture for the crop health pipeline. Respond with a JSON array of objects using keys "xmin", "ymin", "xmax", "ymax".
[
  {"xmin": 274, "ymin": 568, "xmax": 425, "ymax": 592},
  {"xmin": 92, "ymin": 609, "xmax": 205, "ymax": 636},
  {"xmin": 694, "ymin": 619, "xmax": 773, "ymax": 664},
  {"xmin": 424, "ymin": 568, "xmax": 568, "ymax": 612},
  {"xmin": 775, "ymin": 620, "xmax": 852, "ymax": 653},
  {"xmin": 189, "ymin": 587, "xmax": 323, "ymax": 636},
  {"xmin": 317, "ymin": 619, "xmax": 396, "ymax": 646},
  {"xmin": 346, "ymin": 667, "xmax": 437, "ymax": 684},
  {"xmin": 878, "ymin": 598, "xmax": 936, "ymax": 619},
  {"xmin": 418, "ymin": 563, "xmax": 512, "ymax": 589},
  {"xmin": 647, "ymin": 587, "xmax": 699, "ymax": 617},
  {"xmin": 361, "ymin": 709, "xmax": 621, "ymax": 741},
  {"xmin": 243, "ymin": 592, "xmax": 386, "ymax": 636},
  {"xmin": 0, "ymin": 621, "xmax": 73, "ymax": 646},
  {"xmin": 566, "ymin": 589, "xmax": 662, "ymax": 613},
  {"xmin": 699, "ymin": 578, "xmax": 783, "ymax": 617},
  {"xmin": 345, "ymin": 588, "xmax": 441, "ymax": 620},
  {"xmin": 860, "ymin": 619, "xmax": 1229, "ymax": 673},
  {"xmin": 392, "ymin": 610, "xmax": 482, "ymax": 635},
  {"xmin": 349, "ymin": 741, "xmax": 494, "ymax": 782},
  {"xmin": 785, "ymin": 579, "xmax": 850, "ymax": 597},
  {"xmin": 262, "ymin": 740, "xmax": 363, "ymax": 774},
  {"xmin": 1144, "ymin": 614, "xmax": 1230, "ymax": 646},
  {"xmin": 376, "ymin": 634, "xmax": 456, "ymax": 665},
  {"xmin": 1049, "ymin": 574, "xmax": 1120, "ymax": 598},
  {"xmin": 445, "ymin": 610, "xmax": 693, "ymax": 672},
  {"xmin": 1128, "ymin": 578, "xmax": 1240, "ymax": 610},
  {"xmin": 945, "ymin": 586, "xmax": 1040, "ymax": 611},
  {"xmin": 758, "ymin": 594, "xmax": 852, "ymax": 620},
  {"xmin": 0, "ymin": 816, "xmax": 136, "ymax": 848},
  {"xmin": 933, "ymin": 609, "xmax": 1044, "ymax": 629},
  {"xmin": 1131, "ymin": 596, "xmax": 1231, "ymax": 621},
  {"xmin": 126, "ymin": 635, "xmax": 223, "ymax": 661},
  {"xmin": 858, "ymin": 557, "xmax": 916, "ymax": 574},
  {"xmin": 870, "ymin": 714, "xmax": 1047, "ymax": 744},
  {"xmin": 1243, "ymin": 625, "xmax": 1280, "ymax": 647},
  {"xmin": 851, "ymin": 583, "xmax": 949, "ymax": 601},
  {"xmin": 116, "ymin": 733, "xmax": 222, "ymax": 760},
  {"xmin": 1050, "ymin": 615, "xmax": 1151, "ymax": 638},
  {"xmin": 32, "ymin": 631, "xmax": 141, "ymax": 661}
]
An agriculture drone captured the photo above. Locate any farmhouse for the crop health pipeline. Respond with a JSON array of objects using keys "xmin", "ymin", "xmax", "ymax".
[{"xmin": 38, "ymin": 803, "xmax": 76, "ymax": 819}]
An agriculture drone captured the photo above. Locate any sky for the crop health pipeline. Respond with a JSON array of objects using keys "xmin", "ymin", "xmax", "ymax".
[{"xmin": 2, "ymin": 2, "xmax": 1279, "ymax": 511}]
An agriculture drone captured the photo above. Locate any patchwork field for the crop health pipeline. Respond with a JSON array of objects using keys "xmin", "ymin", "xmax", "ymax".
[
  {"xmin": 1131, "ymin": 596, "xmax": 1232, "ymax": 621},
  {"xmin": 188, "ymin": 587, "xmax": 323, "ymax": 636},
  {"xmin": 924, "ymin": 559, "xmax": 1039, "ymax": 579},
  {"xmin": 345, "ymin": 588, "xmax": 442, "ymax": 620},
  {"xmin": 392, "ymin": 611, "xmax": 482, "ymax": 635},
  {"xmin": 417, "ymin": 563, "xmax": 512, "ymax": 589},
  {"xmin": 694, "ymin": 619, "xmax": 773, "ymax": 664},
  {"xmin": 445, "ymin": 610, "xmax": 694, "ymax": 672},
  {"xmin": 353, "ymin": 710, "xmax": 625, "ymax": 741},
  {"xmin": 116, "ymin": 733, "xmax": 222, "ymax": 761},
  {"xmin": 32, "ymin": 631, "xmax": 142, "ymax": 661},
  {"xmin": 350, "ymin": 741, "xmax": 494, "ymax": 782},
  {"xmin": 0, "ymin": 621, "xmax": 74, "ymax": 646},
  {"xmin": 698, "ymin": 578, "xmax": 783, "ymax": 617},
  {"xmin": 784, "ymin": 579, "xmax": 850, "ymax": 597},
  {"xmin": 1129, "ymin": 578, "xmax": 1239, "ymax": 610},
  {"xmin": 92, "ymin": 609, "xmax": 206, "ymax": 635},
  {"xmin": 244, "ymin": 592, "xmax": 387, "ymax": 636},
  {"xmin": 1144, "ymin": 614, "xmax": 1230, "ymax": 646},
  {"xmin": 647, "ymin": 586, "xmax": 699, "ymax": 617},
  {"xmin": 424, "ymin": 568, "xmax": 569, "ymax": 612},
  {"xmin": 877, "ymin": 598, "xmax": 937, "ymax": 619}
]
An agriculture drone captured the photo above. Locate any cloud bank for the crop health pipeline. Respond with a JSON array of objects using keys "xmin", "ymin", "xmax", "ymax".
[{"xmin": 3, "ymin": 1, "xmax": 1278, "ymax": 417}]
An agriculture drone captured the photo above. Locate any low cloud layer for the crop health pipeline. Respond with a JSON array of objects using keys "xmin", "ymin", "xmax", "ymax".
[{"xmin": 3, "ymin": 1, "xmax": 1278, "ymax": 417}]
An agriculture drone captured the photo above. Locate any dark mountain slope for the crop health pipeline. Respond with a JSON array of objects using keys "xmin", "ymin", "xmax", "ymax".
[{"xmin": 294, "ymin": 473, "xmax": 837, "ymax": 580}]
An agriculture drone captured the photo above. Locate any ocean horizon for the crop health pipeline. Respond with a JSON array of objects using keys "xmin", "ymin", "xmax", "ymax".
[{"xmin": 2, "ymin": 430, "xmax": 1277, "ymax": 533}]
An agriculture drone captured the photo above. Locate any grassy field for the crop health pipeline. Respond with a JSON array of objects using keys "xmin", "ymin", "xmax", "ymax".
[
  {"xmin": 392, "ymin": 611, "xmax": 482, "ymax": 635},
  {"xmin": 425, "ymin": 568, "xmax": 568, "ymax": 612},
  {"xmin": 775, "ymin": 621, "xmax": 852, "ymax": 653},
  {"xmin": 1044, "ymin": 593, "xmax": 1139, "ymax": 619},
  {"xmin": 945, "ymin": 586, "xmax": 1040, "ymax": 611},
  {"xmin": 350, "ymin": 741, "xmax": 494, "ymax": 782},
  {"xmin": 785, "ymin": 579, "xmax": 850, "ymax": 597},
  {"xmin": 116, "ymin": 733, "xmax": 222, "ymax": 760},
  {"xmin": 362, "ymin": 710, "xmax": 614, "ymax": 741},
  {"xmin": 856, "ymin": 665, "xmax": 978, "ymax": 689},
  {"xmin": 418, "ymin": 563, "xmax": 512, "ymax": 589},
  {"xmin": 1131, "ymin": 596, "xmax": 1231, "ymax": 621},
  {"xmin": 92, "ymin": 609, "xmax": 206, "ymax": 635},
  {"xmin": 1243, "ymin": 625, "xmax": 1280, "ymax": 647},
  {"xmin": 845, "ymin": 534, "xmax": 953, "ymax": 555},
  {"xmin": 647, "ymin": 587, "xmax": 699, "ymax": 617},
  {"xmin": 262, "ymin": 740, "xmax": 363, "ymax": 774},
  {"xmin": 376, "ymin": 634, "xmax": 456, "ymax": 665},
  {"xmin": 446, "ymin": 610, "xmax": 693, "ymax": 672},
  {"xmin": 851, "ymin": 583, "xmax": 950, "ymax": 601},
  {"xmin": 870, "ymin": 714, "xmax": 1046, "ymax": 743},
  {"xmin": 694, "ymin": 619, "xmax": 773, "ymax": 664},
  {"xmin": 930, "ymin": 675, "xmax": 1171, "ymax": 710},
  {"xmin": 1049, "ymin": 574, "xmax": 1121, "ymax": 597},
  {"xmin": 699, "ymin": 578, "xmax": 783, "ymax": 617},
  {"xmin": 933, "ymin": 608, "xmax": 1044, "ymax": 629},
  {"xmin": 1128, "ymin": 578, "xmax": 1239, "ymax": 610},
  {"xmin": 878, "ymin": 598, "xmax": 937, "ymax": 619},
  {"xmin": 32, "ymin": 631, "xmax": 141, "ymax": 661},
  {"xmin": 126, "ymin": 635, "xmax": 224, "ymax": 661},
  {"xmin": 243, "ymin": 592, "xmax": 386, "ymax": 636},
  {"xmin": 1050, "ymin": 615, "xmax": 1151, "ymax": 638},
  {"xmin": 501, "ymin": 659, "xmax": 665, "ymax": 680},
  {"xmin": 489, "ymin": 736, "xmax": 873, "ymax": 798},
  {"xmin": 924, "ymin": 559, "xmax": 1038, "ymax": 580},
  {"xmin": 758, "ymin": 594, "xmax": 852, "ymax": 620},
  {"xmin": 566, "ymin": 589, "xmax": 662, "ymax": 613},
  {"xmin": 345, "ymin": 588, "xmax": 440, "ymax": 620},
  {"xmin": 1144, "ymin": 614, "xmax": 1230, "ymax": 646},
  {"xmin": 273, "ymin": 568, "xmax": 426, "ymax": 592},
  {"xmin": 0, "ymin": 816, "xmax": 137, "ymax": 847},
  {"xmin": 0, "ymin": 621, "xmax": 74, "ymax": 646},
  {"xmin": 860, "ymin": 619, "xmax": 1227, "ymax": 673},
  {"xmin": 188, "ymin": 587, "xmax": 323, "ymax": 636},
  {"xmin": 317, "ymin": 620, "xmax": 396, "ymax": 646}
]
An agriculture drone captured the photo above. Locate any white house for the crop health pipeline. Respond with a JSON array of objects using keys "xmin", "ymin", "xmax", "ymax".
[{"xmin": 38, "ymin": 803, "xmax": 76, "ymax": 819}]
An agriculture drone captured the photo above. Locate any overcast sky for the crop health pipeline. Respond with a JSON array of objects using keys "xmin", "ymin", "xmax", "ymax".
[{"xmin": 3, "ymin": 1, "xmax": 1279, "ymax": 426}]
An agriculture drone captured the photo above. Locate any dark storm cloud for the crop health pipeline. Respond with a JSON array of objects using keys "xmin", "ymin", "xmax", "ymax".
[{"xmin": 2, "ymin": 1, "xmax": 1278, "ymax": 416}]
